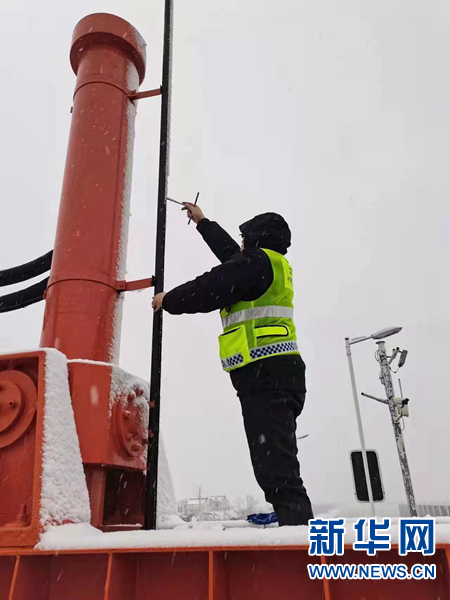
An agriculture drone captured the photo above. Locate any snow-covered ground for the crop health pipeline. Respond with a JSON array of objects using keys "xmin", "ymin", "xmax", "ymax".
[{"xmin": 37, "ymin": 517, "xmax": 450, "ymax": 551}]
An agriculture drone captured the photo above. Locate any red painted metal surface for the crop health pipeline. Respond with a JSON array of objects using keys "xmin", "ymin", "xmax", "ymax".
[
  {"xmin": 0, "ymin": 351, "xmax": 47, "ymax": 547},
  {"xmin": 38, "ymin": 14, "xmax": 150, "ymax": 531},
  {"xmin": 67, "ymin": 360, "xmax": 148, "ymax": 529},
  {"xmin": 0, "ymin": 370, "xmax": 37, "ymax": 449},
  {"xmin": 40, "ymin": 13, "xmax": 146, "ymax": 364},
  {"xmin": 0, "ymin": 13, "xmax": 446, "ymax": 600},
  {"xmin": 67, "ymin": 362, "xmax": 147, "ymax": 470},
  {"xmin": 0, "ymin": 545, "xmax": 448, "ymax": 599}
]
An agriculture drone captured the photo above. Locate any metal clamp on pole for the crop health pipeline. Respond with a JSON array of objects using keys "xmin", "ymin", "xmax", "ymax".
[
  {"xmin": 118, "ymin": 278, "xmax": 154, "ymax": 292},
  {"xmin": 129, "ymin": 88, "xmax": 162, "ymax": 100}
]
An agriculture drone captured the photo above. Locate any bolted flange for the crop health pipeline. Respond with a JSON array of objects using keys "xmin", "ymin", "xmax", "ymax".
[
  {"xmin": 0, "ymin": 370, "xmax": 37, "ymax": 448},
  {"xmin": 0, "ymin": 381, "xmax": 24, "ymax": 433},
  {"xmin": 112, "ymin": 392, "xmax": 147, "ymax": 459}
]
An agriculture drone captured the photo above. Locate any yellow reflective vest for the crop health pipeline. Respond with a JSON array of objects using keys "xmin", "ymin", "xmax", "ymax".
[{"xmin": 218, "ymin": 248, "xmax": 299, "ymax": 371}]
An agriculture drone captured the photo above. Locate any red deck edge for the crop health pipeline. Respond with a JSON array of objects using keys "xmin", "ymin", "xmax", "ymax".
[{"xmin": 0, "ymin": 542, "xmax": 448, "ymax": 555}]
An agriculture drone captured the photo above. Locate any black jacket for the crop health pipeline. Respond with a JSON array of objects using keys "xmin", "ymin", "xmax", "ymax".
[
  {"xmin": 163, "ymin": 219, "xmax": 306, "ymax": 395},
  {"xmin": 163, "ymin": 219, "xmax": 274, "ymax": 314}
]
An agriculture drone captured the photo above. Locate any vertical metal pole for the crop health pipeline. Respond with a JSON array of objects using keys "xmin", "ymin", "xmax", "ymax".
[
  {"xmin": 345, "ymin": 338, "xmax": 376, "ymax": 516},
  {"xmin": 376, "ymin": 341, "xmax": 417, "ymax": 517},
  {"xmin": 145, "ymin": 0, "xmax": 173, "ymax": 530}
]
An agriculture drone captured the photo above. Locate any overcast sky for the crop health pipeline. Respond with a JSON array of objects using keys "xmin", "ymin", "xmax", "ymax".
[{"xmin": 0, "ymin": 0, "xmax": 449, "ymax": 509}]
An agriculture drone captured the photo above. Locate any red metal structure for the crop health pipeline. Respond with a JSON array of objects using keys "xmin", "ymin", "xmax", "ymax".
[
  {"xmin": 0, "ymin": 13, "xmax": 151, "ymax": 545},
  {"xmin": 40, "ymin": 13, "xmax": 151, "ymax": 533},
  {"xmin": 0, "ymin": 11, "xmax": 449, "ymax": 599},
  {"xmin": 41, "ymin": 12, "xmax": 146, "ymax": 364},
  {"xmin": 0, "ymin": 545, "xmax": 449, "ymax": 599}
]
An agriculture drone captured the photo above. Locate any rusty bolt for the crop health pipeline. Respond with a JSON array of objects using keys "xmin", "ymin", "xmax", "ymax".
[
  {"xmin": 136, "ymin": 388, "xmax": 144, "ymax": 397},
  {"xmin": 123, "ymin": 410, "xmax": 131, "ymax": 419},
  {"xmin": 128, "ymin": 392, "xmax": 136, "ymax": 402},
  {"xmin": 150, "ymin": 400, "xmax": 155, "ymax": 408},
  {"xmin": 131, "ymin": 443, "xmax": 141, "ymax": 453}
]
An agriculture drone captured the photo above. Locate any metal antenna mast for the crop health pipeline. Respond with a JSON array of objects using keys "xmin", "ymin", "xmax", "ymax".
[{"xmin": 145, "ymin": 0, "xmax": 174, "ymax": 530}]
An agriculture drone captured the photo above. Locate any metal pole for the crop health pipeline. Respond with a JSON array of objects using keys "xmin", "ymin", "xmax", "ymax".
[
  {"xmin": 145, "ymin": 0, "xmax": 173, "ymax": 530},
  {"xmin": 345, "ymin": 338, "xmax": 376, "ymax": 516},
  {"xmin": 376, "ymin": 341, "xmax": 417, "ymax": 517}
]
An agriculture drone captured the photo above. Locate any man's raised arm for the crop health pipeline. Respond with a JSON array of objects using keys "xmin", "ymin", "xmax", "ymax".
[{"xmin": 184, "ymin": 202, "xmax": 240, "ymax": 264}]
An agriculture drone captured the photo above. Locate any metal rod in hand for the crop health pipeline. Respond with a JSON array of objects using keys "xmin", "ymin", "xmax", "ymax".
[
  {"xmin": 345, "ymin": 338, "xmax": 376, "ymax": 517},
  {"xmin": 166, "ymin": 197, "xmax": 184, "ymax": 206},
  {"xmin": 145, "ymin": 0, "xmax": 173, "ymax": 531},
  {"xmin": 188, "ymin": 192, "xmax": 199, "ymax": 225},
  {"xmin": 376, "ymin": 341, "xmax": 417, "ymax": 517}
]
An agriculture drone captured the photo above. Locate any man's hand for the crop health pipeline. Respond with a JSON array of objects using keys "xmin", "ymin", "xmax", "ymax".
[
  {"xmin": 152, "ymin": 292, "xmax": 166, "ymax": 311},
  {"xmin": 182, "ymin": 202, "xmax": 205, "ymax": 224}
]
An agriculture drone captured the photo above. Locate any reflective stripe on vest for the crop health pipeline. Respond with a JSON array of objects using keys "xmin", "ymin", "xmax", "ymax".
[
  {"xmin": 221, "ymin": 305, "xmax": 294, "ymax": 328},
  {"xmin": 218, "ymin": 248, "xmax": 299, "ymax": 371},
  {"xmin": 220, "ymin": 341, "xmax": 299, "ymax": 370}
]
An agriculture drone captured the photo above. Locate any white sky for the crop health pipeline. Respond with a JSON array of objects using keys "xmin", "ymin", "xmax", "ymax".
[{"xmin": 0, "ymin": 0, "xmax": 449, "ymax": 509}]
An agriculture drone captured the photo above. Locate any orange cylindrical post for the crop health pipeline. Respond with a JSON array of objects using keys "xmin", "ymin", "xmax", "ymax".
[
  {"xmin": 39, "ymin": 14, "xmax": 148, "ymax": 529},
  {"xmin": 40, "ymin": 13, "xmax": 146, "ymax": 363}
]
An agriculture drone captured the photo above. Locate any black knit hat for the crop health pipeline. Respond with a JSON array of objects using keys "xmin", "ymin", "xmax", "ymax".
[{"xmin": 239, "ymin": 213, "xmax": 291, "ymax": 255}]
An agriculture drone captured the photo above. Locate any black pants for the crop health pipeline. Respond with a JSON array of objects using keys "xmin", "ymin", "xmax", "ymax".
[{"xmin": 231, "ymin": 356, "xmax": 314, "ymax": 526}]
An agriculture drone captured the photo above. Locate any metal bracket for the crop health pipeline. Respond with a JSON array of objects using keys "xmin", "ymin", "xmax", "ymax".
[
  {"xmin": 119, "ymin": 277, "xmax": 154, "ymax": 292},
  {"xmin": 48, "ymin": 271, "xmax": 153, "ymax": 293},
  {"xmin": 361, "ymin": 392, "xmax": 389, "ymax": 405},
  {"xmin": 362, "ymin": 391, "xmax": 410, "ymax": 420},
  {"xmin": 129, "ymin": 88, "xmax": 162, "ymax": 100},
  {"xmin": 388, "ymin": 348, "xmax": 399, "ymax": 365}
]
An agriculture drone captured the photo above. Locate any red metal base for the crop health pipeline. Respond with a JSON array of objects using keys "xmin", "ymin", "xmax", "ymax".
[
  {"xmin": 0, "ymin": 545, "xmax": 448, "ymax": 599},
  {"xmin": 0, "ymin": 351, "xmax": 46, "ymax": 548}
]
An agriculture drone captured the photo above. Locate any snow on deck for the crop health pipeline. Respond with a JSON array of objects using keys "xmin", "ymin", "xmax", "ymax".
[
  {"xmin": 36, "ymin": 518, "xmax": 450, "ymax": 551},
  {"xmin": 33, "ymin": 351, "xmax": 450, "ymax": 553}
]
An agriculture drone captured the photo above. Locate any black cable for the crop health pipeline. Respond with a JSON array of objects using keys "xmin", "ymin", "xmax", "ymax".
[
  {"xmin": 0, "ymin": 250, "xmax": 53, "ymax": 287},
  {"xmin": 0, "ymin": 277, "xmax": 48, "ymax": 313}
]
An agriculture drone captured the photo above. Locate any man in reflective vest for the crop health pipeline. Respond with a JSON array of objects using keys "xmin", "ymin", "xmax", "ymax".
[{"xmin": 153, "ymin": 204, "xmax": 314, "ymax": 526}]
